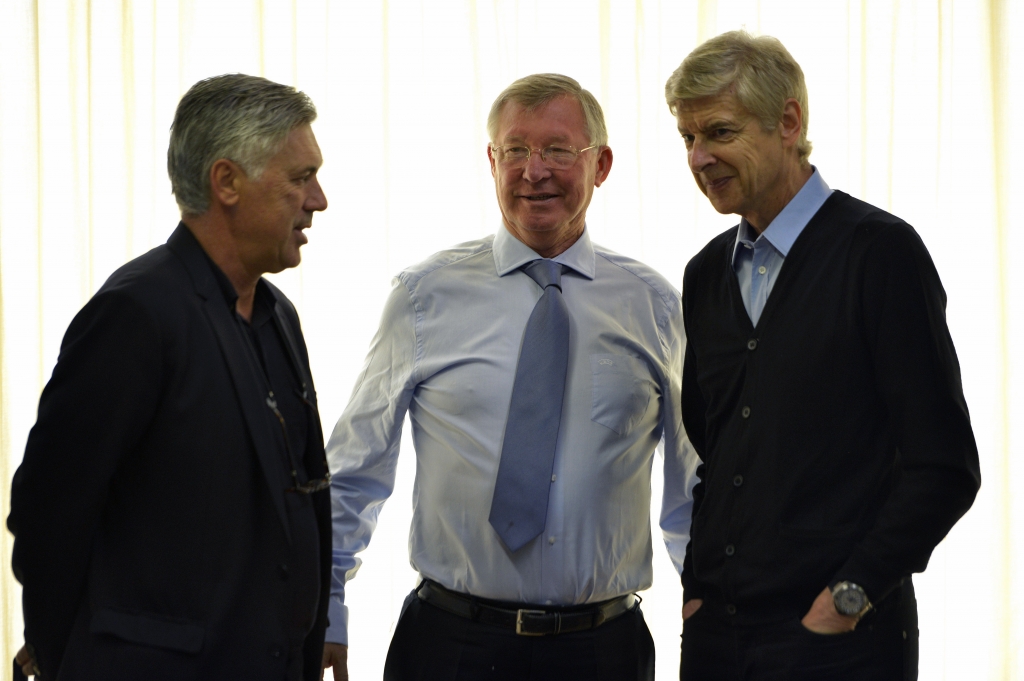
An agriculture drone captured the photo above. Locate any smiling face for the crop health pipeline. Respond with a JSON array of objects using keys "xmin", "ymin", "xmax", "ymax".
[
  {"xmin": 675, "ymin": 91, "xmax": 804, "ymax": 232},
  {"xmin": 488, "ymin": 96, "xmax": 612, "ymax": 257},
  {"xmin": 234, "ymin": 123, "xmax": 327, "ymax": 275}
]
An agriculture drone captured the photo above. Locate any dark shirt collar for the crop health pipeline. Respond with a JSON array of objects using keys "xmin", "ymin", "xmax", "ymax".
[{"xmin": 199, "ymin": 249, "xmax": 277, "ymax": 325}]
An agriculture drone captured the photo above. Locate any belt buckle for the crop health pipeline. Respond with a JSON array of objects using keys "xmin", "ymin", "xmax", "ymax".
[{"xmin": 516, "ymin": 609, "xmax": 550, "ymax": 636}]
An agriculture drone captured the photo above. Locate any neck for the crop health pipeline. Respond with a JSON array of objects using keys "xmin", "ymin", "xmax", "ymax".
[
  {"xmin": 745, "ymin": 162, "xmax": 813, "ymax": 234},
  {"xmin": 505, "ymin": 222, "xmax": 584, "ymax": 259},
  {"xmin": 182, "ymin": 215, "xmax": 260, "ymax": 320}
]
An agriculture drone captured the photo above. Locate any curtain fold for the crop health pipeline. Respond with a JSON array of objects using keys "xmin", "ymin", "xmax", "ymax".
[{"xmin": 1, "ymin": 1, "xmax": 1019, "ymax": 678}]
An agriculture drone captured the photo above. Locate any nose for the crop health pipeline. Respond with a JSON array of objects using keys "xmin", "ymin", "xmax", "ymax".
[
  {"xmin": 521, "ymin": 150, "xmax": 552, "ymax": 182},
  {"xmin": 689, "ymin": 138, "xmax": 716, "ymax": 174},
  {"xmin": 305, "ymin": 175, "xmax": 328, "ymax": 212}
]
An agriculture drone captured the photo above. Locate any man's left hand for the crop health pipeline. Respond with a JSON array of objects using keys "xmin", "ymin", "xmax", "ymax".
[
  {"xmin": 15, "ymin": 644, "xmax": 39, "ymax": 678},
  {"xmin": 800, "ymin": 587, "xmax": 858, "ymax": 634}
]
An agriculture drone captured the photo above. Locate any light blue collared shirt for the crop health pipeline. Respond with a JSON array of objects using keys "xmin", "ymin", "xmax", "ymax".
[
  {"xmin": 325, "ymin": 226, "xmax": 698, "ymax": 644},
  {"xmin": 732, "ymin": 168, "xmax": 833, "ymax": 325}
]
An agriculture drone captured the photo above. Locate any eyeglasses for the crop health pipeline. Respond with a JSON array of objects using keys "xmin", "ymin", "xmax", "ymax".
[
  {"xmin": 266, "ymin": 389, "xmax": 332, "ymax": 495},
  {"xmin": 491, "ymin": 143, "xmax": 598, "ymax": 169}
]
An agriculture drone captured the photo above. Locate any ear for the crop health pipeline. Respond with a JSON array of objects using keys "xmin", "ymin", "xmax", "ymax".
[
  {"xmin": 487, "ymin": 144, "xmax": 498, "ymax": 178},
  {"xmin": 208, "ymin": 158, "xmax": 244, "ymax": 207},
  {"xmin": 593, "ymin": 146, "xmax": 613, "ymax": 187},
  {"xmin": 779, "ymin": 98, "xmax": 803, "ymax": 150}
]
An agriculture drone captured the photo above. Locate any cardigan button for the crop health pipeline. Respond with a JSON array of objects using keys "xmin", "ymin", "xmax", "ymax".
[
  {"xmin": 725, "ymin": 544, "xmax": 735, "ymax": 556},
  {"xmin": 747, "ymin": 339, "xmax": 758, "ymax": 350},
  {"xmin": 726, "ymin": 604, "xmax": 737, "ymax": 615},
  {"xmin": 733, "ymin": 475, "xmax": 744, "ymax": 487},
  {"xmin": 741, "ymin": 406, "xmax": 751, "ymax": 418}
]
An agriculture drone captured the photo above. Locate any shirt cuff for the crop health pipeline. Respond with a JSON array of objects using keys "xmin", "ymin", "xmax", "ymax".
[{"xmin": 324, "ymin": 595, "xmax": 349, "ymax": 646}]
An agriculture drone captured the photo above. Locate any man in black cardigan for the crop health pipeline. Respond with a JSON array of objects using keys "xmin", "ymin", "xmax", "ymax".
[
  {"xmin": 665, "ymin": 31, "xmax": 980, "ymax": 680},
  {"xmin": 9, "ymin": 74, "xmax": 331, "ymax": 680}
]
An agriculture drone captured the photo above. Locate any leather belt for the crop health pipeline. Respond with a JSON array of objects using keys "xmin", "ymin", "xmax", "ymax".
[{"xmin": 415, "ymin": 580, "xmax": 638, "ymax": 636}]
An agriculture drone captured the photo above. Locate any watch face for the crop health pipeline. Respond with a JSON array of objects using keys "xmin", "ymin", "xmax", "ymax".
[{"xmin": 834, "ymin": 587, "xmax": 866, "ymax": 616}]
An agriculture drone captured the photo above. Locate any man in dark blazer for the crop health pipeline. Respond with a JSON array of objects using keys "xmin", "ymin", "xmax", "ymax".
[
  {"xmin": 665, "ymin": 32, "xmax": 980, "ymax": 680},
  {"xmin": 9, "ymin": 74, "xmax": 331, "ymax": 680}
]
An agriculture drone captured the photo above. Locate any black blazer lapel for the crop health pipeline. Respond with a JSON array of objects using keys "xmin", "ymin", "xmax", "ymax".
[{"xmin": 167, "ymin": 224, "xmax": 292, "ymax": 542}]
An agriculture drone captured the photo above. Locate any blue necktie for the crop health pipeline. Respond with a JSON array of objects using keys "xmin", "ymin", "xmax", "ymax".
[{"xmin": 489, "ymin": 259, "xmax": 570, "ymax": 552}]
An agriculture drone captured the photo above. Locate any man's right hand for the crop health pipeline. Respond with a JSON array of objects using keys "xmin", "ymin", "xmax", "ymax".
[
  {"xmin": 321, "ymin": 642, "xmax": 348, "ymax": 681},
  {"xmin": 682, "ymin": 598, "xmax": 703, "ymax": 620}
]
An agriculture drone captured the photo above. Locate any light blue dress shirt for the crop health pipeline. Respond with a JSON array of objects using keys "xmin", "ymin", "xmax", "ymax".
[
  {"xmin": 732, "ymin": 169, "xmax": 833, "ymax": 325},
  {"xmin": 325, "ymin": 226, "xmax": 698, "ymax": 644}
]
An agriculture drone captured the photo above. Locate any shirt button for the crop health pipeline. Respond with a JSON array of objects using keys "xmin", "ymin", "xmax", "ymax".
[
  {"xmin": 725, "ymin": 544, "xmax": 735, "ymax": 556},
  {"xmin": 741, "ymin": 406, "xmax": 751, "ymax": 418},
  {"xmin": 726, "ymin": 604, "xmax": 737, "ymax": 615},
  {"xmin": 269, "ymin": 647, "xmax": 282, "ymax": 658},
  {"xmin": 551, "ymin": 474, "xmax": 557, "ymax": 482},
  {"xmin": 278, "ymin": 563, "xmax": 289, "ymax": 580},
  {"xmin": 733, "ymin": 475, "xmax": 744, "ymax": 487},
  {"xmin": 548, "ymin": 536, "xmax": 556, "ymax": 545},
  {"xmin": 747, "ymin": 339, "xmax": 757, "ymax": 350},
  {"xmin": 758, "ymin": 265, "xmax": 767, "ymax": 275}
]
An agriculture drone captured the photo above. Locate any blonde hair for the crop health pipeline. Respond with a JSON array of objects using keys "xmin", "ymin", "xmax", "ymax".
[
  {"xmin": 487, "ymin": 73, "xmax": 608, "ymax": 147},
  {"xmin": 665, "ymin": 30, "xmax": 812, "ymax": 163}
]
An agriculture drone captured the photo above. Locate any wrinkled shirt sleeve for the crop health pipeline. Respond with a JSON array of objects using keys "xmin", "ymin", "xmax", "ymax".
[
  {"xmin": 658, "ymin": 289, "xmax": 699, "ymax": 574},
  {"xmin": 325, "ymin": 279, "xmax": 419, "ymax": 645}
]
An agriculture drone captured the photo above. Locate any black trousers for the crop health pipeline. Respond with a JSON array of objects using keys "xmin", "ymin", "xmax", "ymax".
[
  {"xmin": 383, "ymin": 591, "xmax": 655, "ymax": 681},
  {"xmin": 680, "ymin": 580, "xmax": 918, "ymax": 681}
]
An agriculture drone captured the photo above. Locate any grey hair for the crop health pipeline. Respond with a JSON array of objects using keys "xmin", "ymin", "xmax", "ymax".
[
  {"xmin": 168, "ymin": 74, "xmax": 317, "ymax": 217},
  {"xmin": 487, "ymin": 73, "xmax": 609, "ymax": 147},
  {"xmin": 665, "ymin": 30, "xmax": 812, "ymax": 163}
]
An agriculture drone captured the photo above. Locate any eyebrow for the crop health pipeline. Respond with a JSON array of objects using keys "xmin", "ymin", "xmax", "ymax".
[
  {"xmin": 678, "ymin": 118, "xmax": 740, "ymax": 135},
  {"xmin": 292, "ymin": 164, "xmax": 321, "ymax": 176},
  {"xmin": 500, "ymin": 134, "xmax": 574, "ymax": 145}
]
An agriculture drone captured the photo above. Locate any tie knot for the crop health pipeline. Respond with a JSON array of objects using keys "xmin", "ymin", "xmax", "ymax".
[{"xmin": 522, "ymin": 259, "xmax": 563, "ymax": 291}]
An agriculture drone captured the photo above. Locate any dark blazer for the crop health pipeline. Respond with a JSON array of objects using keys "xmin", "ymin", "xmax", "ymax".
[
  {"xmin": 679, "ymin": 192, "xmax": 980, "ymax": 622},
  {"xmin": 8, "ymin": 224, "xmax": 331, "ymax": 680}
]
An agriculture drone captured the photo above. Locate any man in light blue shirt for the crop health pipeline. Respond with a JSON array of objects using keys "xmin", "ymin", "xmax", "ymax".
[{"xmin": 321, "ymin": 74, "xmax": 697, "ymax": 681}]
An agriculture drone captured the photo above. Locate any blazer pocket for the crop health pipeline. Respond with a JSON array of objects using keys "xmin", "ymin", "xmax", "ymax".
[
  {"xmin": 590, "ymin": 354, "xmax": 653, "ymax": 436},
  {"xmin": 90, "ymin": 608, "xmax": 205, "ymax": 654}
]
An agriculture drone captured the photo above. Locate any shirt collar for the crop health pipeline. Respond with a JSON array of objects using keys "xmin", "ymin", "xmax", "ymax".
[
  {"xmin": 493, "ymin": 224, "xmax": 596, "ymax": 280},
  {"xmin": 731, "ymin": 167, "xmax": 832, "ymax": 264}
]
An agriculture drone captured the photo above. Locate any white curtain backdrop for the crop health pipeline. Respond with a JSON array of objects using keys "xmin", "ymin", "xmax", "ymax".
[{"xmin": 0, "ymin": 1, "xmax": 1020, "ymax": 679}]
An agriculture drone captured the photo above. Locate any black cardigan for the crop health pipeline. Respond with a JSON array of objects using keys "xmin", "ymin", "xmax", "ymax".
[{"xmin": 680, "ymin": 191, "xmax": 980, "ymax": 624}]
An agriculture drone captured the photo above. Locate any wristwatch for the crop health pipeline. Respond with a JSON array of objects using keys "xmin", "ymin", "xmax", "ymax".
[{"xmin": 831, "ymin": 581, "xmax": 872, "ymax": 618}]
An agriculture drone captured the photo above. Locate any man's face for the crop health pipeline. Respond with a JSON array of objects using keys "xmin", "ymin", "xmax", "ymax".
[
  {"xmin": 488, "ymin": 96, "xmax": 611, "ymax": 253},
  {"xmin": 234, "ymin": 123, "xmax": 327, "ymax": 274},
  {"xmin": 675, "ymin": 92, "xmax": 787, "ymax": 228}
]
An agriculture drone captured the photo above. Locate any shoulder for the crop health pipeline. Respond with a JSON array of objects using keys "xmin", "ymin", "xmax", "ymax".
[
  {"xmin": 79, "ymin": 240, "xmax": 214, "ymax": 340},
  {"xmin": 394, "ymin": 235, "xmax": 496, "ymax": 292},
  {"xmin": 97, "ymin": 242, "xmax": 195, "ymax": 301},
  {"xmin": 592, "ymin": 243, "xmax": 681, "ymax": 308},
  {"xmin": 683, "ymin": 226, "xmax": 737, "ymax": 285},
  {"xmin": 822, "ymin": 191, "xmax": 931, "ymax": 256},
  {"xmin": 820, "ymin": 191, "xmax": 910, "ymax": 234}
]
